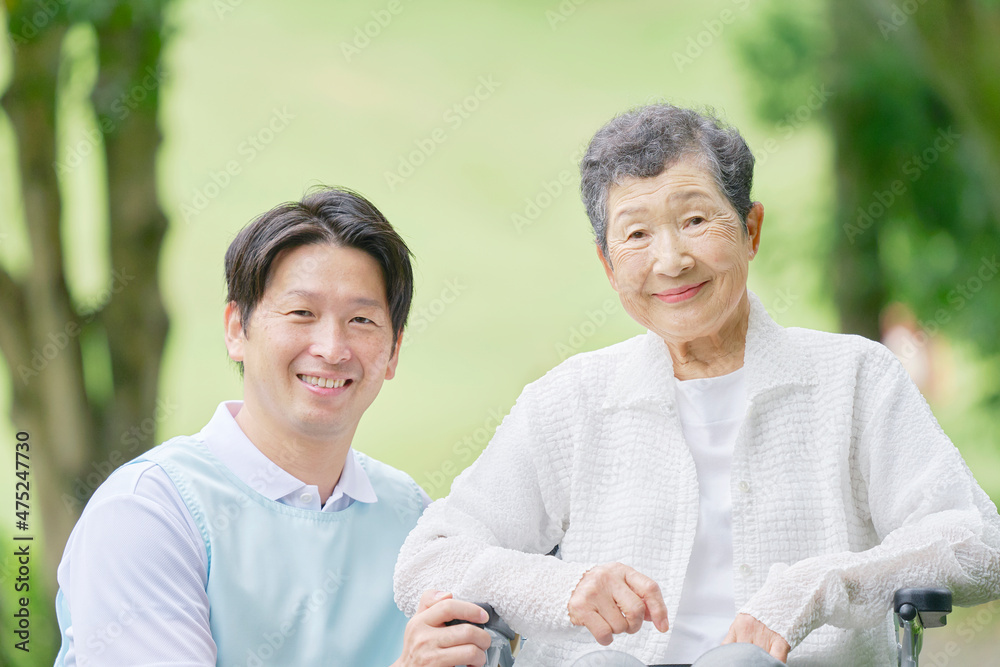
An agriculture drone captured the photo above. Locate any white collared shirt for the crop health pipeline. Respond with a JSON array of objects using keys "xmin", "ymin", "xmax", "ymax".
[
  {"xmin": 56, "ymin": 401, "xmax": 430, "ymax": 665},
  {"xmin": 204, "ymin": 401, "xmax": 382, "ymax": 512}
]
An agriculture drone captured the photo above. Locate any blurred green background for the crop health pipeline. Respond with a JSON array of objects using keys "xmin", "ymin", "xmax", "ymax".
[{"xmin": 1, "ymin": 0, "xmax": 999, "ymax": 663}]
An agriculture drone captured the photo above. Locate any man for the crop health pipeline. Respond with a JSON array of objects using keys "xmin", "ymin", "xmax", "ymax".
[{"xmin": 54, "ymin": 187, "xmax": 491, "ymax": 666}]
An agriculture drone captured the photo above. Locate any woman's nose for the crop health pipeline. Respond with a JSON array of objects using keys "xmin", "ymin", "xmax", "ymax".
[{"xmin": 651, "ymin": 230, "xmax": 693, "ymax": 276}]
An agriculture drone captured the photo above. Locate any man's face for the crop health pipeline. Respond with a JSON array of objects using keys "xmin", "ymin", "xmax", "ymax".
[
  {"xmin": 225, "ymin": 242, "xmax": 401, "ymax": 448},
  {"xmin": 598, "ymin": 156, "xmax": 763, "ymax": 347}
]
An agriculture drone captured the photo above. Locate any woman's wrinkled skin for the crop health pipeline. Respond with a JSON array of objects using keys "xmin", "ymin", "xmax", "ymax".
[
  {"xmin": 597, "ymin": 155, "xmax": 764, "ymax": 381},
  {"xmin": 576, "ymin": 156, "xmax": 790, "ymax": 661}
]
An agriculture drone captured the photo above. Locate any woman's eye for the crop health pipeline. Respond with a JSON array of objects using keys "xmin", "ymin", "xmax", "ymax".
[
  {"xmin": 688, "ymin": 216, "xmax": 705, "ymax": 226},
  {"xmin": 628, "ymin": 230, "xmax": 646, "ymax": 240}
]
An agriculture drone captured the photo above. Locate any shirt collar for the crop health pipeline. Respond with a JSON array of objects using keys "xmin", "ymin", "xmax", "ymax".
[
  {"xmin": 604, "ymin": 290, "xmax": 818, "ymax": 412},
  {"xmin": 197, "ymin": 401, "xmax": 378, "ymax": 510}
]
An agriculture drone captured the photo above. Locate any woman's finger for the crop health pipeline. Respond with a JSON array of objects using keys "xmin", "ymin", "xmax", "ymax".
[
  {"xmin": 625, "ymin": 568, "xmax": 669, "ymax": 632},
  {"xmin": 415, "ymin": 589, "xmax": 451, "ymax": 614},
  {"xmin": 610, "ymin": 581, "xmax": 647, "ymax": 634}
]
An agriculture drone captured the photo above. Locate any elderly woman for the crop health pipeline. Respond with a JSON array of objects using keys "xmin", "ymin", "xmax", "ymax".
[{"xmin": 393, "ymin": 104, "xmax": 1000, "ymax": 665}]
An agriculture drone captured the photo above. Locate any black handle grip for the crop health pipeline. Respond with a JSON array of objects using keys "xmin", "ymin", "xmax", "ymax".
[
  {"xmin": 443, "ymin": 601, "xmax": 516, "ymax": 639},
  {"xmin": 894, "ymin": 587, "xmax": 952, "ymax": 628}
]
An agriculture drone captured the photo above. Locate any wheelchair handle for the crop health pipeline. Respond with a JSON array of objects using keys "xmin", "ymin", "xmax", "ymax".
[
  {"xmin": 894, "ymin": 587, "xmax": 952, "ymax": 667},
  {"xmin": 444, "ymin": 601, "xmax": 516, "ymax": 638},
  {"xmin": 446, "ymin": 601, "xmax": 517, "ymax": 667}
]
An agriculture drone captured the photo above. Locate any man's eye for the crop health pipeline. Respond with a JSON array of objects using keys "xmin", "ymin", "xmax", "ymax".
[
  {"xmin": 290, "ymin": 310, "xmax": 313, "ymax": 317},
  {"xmin": 352, "ymin": 316, "xmax": 374, "ymax": 324}
]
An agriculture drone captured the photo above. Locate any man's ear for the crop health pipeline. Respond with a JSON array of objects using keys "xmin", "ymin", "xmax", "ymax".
[
  {"xmin": 385, "ymin": 332, "xmax": 403, "ymax": 380},
  {"xmin": 224, "ymin": 302, "xmax": 246, "ymax": 362},
  {"xmin": 596, "ymin": 243, "xmax": 618, "ymax": 291}
]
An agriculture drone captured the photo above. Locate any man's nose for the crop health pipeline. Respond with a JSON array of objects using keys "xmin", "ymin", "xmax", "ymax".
[
  {"xmin": 651, "ymin": 230, "xmax": 693, "ymax": 276},
  {"xmin": 311, "ymin": 320, "xmax": 352, "ymax": 363}
]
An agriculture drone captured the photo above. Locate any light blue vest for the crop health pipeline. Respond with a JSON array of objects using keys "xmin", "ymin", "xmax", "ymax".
[{"xmin": 56, "ymin": 436, "xmax": 424, "ymax": 667}]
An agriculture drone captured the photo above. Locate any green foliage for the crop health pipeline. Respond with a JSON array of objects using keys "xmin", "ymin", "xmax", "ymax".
[
  {"xmin": 738, "ymin": 3, "xmax": 830, "ymax": 125},
  {"xmin": 738, "ymin": 0, "xmax": 1000, "ymax": 387}
]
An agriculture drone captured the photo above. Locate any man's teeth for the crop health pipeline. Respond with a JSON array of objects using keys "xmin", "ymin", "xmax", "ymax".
[{"xmin": 300, "ymin": 375, "xmax": 347, "ymax": 389}]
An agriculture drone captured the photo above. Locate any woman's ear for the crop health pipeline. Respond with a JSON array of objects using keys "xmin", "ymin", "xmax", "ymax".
[
  {"xmin": 746, "ymin": 202, "xmax": 764, "ymax": 259},
  {"xmin": 596, "ymin": 243, "xmax": 618, "ymax": 291}
]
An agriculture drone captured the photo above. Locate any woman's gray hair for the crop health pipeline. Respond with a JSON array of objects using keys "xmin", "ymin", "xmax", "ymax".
[{"xmin": 580, "ymin": 103, "xmax": 755, "ymax": 256}]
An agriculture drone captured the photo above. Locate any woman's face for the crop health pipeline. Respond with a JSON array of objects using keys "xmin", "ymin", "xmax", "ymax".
[{"xmin": 599, "ymin": 156, "xmax": 763, "ymax": 348}]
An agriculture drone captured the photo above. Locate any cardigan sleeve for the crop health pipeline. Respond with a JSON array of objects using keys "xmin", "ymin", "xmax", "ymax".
[
  {"xmin": 739, "ymin": 345, "xmax": 1000, "ymax": 650},
  {"xmin": 393, "ymin": 377, "xmax": 595, "ymax": 641}
]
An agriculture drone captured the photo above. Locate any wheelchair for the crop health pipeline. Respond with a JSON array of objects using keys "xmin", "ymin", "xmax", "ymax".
[{"xmin": 452, "ymin": 587, "xmax": 953, "ymax": 666}]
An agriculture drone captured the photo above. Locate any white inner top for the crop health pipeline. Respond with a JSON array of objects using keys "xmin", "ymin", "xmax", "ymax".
[{"xmin": 661, "ymin": 367, "xmax": 746, "ymax": 662}]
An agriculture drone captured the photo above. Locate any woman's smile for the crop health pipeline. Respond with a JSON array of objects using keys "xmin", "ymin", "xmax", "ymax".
[{"xmin": 654, "ymin": 281, "xmax": 708, "ymax": 304}]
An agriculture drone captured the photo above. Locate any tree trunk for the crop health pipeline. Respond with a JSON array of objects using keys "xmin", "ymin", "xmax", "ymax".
[
  {"xmin": 88, "ymin": 7, "xmax": 170, "ymax": 492},
  {"xmin": 1, "ymin": 12, "xmax": 94, "ymax": 581},
  {"xmin": 1, "ymin": 6, "xmax": 170, "ymax": 659},
  {"xmin": 907, "ymin": 0, "xmax": 1000, "ymax": 222},
  {"xmin": 1, "ymin": 13, "xmax": 85, "ymax": 658},
  {"xmin": 827, "ymin": 0, "xmax": 886, "ymax": 340}
]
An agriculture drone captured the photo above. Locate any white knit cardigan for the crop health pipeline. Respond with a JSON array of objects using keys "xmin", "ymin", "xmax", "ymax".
[{"xmin": 394, "ymin": 292, "xmax": 1000, "ymax": 666}]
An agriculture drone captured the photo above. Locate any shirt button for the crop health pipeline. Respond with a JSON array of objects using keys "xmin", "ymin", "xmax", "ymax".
[
  {"xmin": 740, "ymin": 564, "xmax": 752, "ymax": 577},
  {"xmin": 299, "ymin": 492, "xmax": 313, "ymax": 504},
  {"xmin": 738, "ymin": 480, "xmax": 751, "ymax": 493}
]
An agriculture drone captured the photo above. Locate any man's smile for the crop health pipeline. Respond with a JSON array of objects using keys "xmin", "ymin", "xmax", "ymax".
[{"xmin": 298, "ymin": 374, "xmax": 353, "ymax": 391}]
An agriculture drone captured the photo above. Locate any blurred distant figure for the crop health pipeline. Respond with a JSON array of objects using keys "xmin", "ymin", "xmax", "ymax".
[{"xmin": 880, "ymin": 301, "xmax": 954, "ymax": 403}]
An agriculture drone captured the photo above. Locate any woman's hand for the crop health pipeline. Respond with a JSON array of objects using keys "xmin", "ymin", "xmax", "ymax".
[
  {"xmin": 722, "ymin": 613, "xmax": 790, "ymax": 663},
  {"xmin": 393, "ymin": 590, "xmax": 493, "ymax": 667},
  {"xmin": 568, "ymin": 562, "xmax": 670, "ymax": 645}
]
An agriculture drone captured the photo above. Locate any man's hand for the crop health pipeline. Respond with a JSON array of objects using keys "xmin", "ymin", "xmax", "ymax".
[
  {"xmin": 722, "ymin": 613, "xmax": 790, "ymax": 663},
  {"xmin": 568, "ymin": 562, "xmax": 670, "ymax": 645},
  {"xmin": 393, "ymin": 590, "xmax": 493, "ymax": 667}
]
